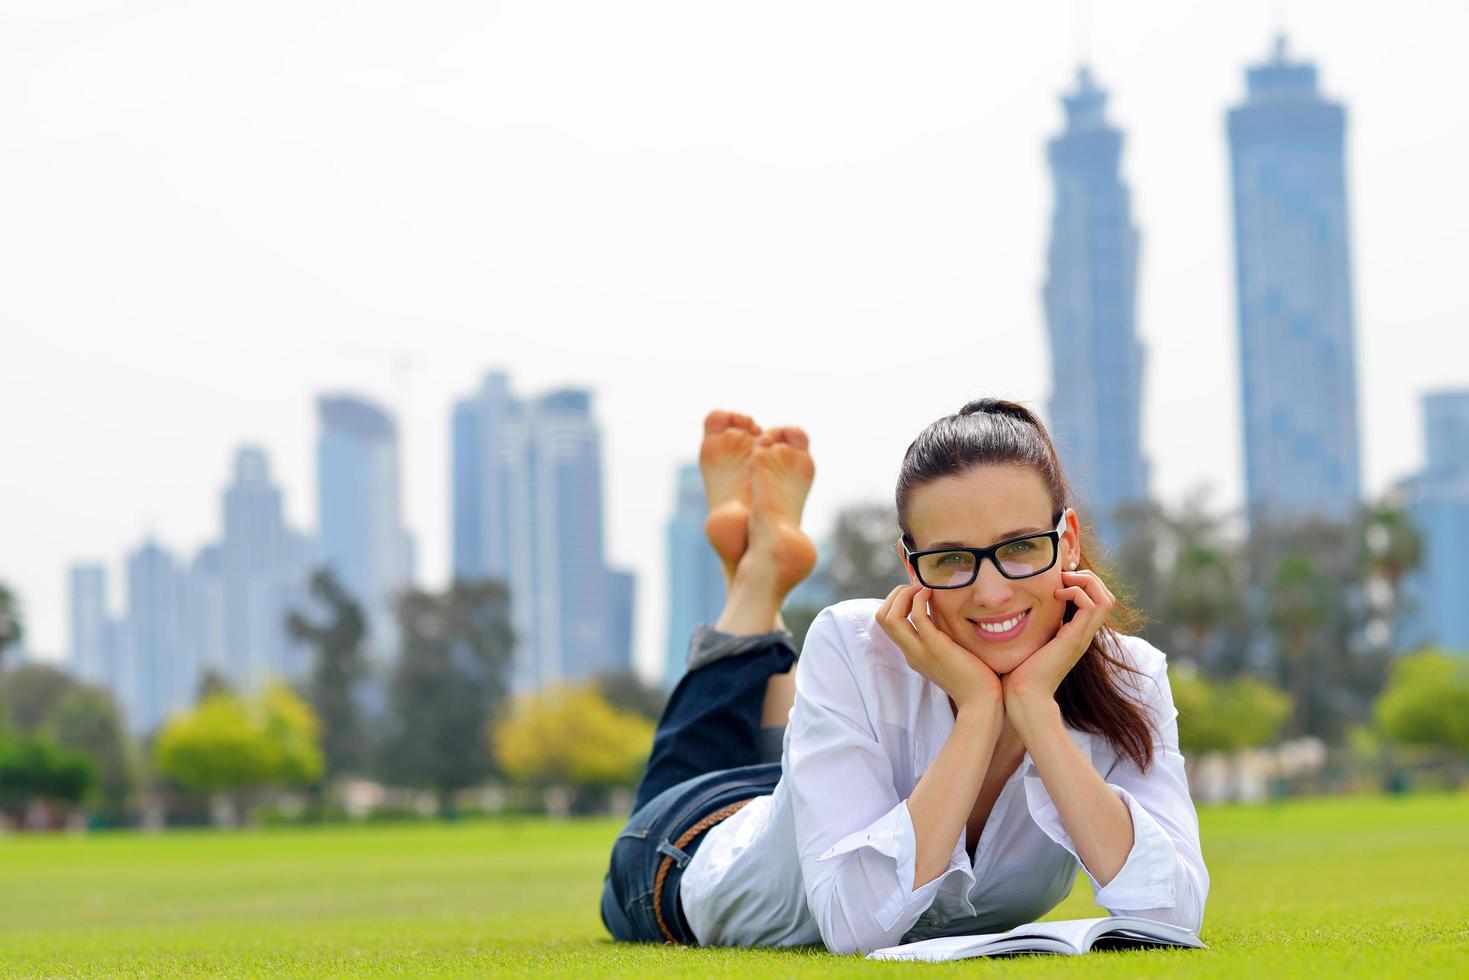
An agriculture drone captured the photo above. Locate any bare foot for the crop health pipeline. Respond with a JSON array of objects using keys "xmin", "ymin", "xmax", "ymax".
[
  {"xmin": 700, "ymin": 410, "xmax": 762, "ymax": 584},
  {"xmin": 745, "ymin": 426, "xmax": 818, "ymax": 597}
]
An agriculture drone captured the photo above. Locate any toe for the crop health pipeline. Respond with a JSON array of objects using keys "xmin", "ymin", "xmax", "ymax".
[{"xmin": 703, "ymin": 409, "xmax": 731, "ymax": 434}]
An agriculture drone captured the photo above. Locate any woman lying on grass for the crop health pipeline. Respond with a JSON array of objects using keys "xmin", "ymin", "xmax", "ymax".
[{"xmin": 600, "ymin": 400, "xmax": 1209, "ymax": 955}]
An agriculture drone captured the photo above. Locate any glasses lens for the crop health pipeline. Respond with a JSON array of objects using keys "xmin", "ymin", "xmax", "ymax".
[
  {"xmin": 995, "ymin": 536, "xmax": 1056, "ymax": 578},
  {"xmin": 917, "ymin": 551, "xmax": 976, "ymax": 588}
]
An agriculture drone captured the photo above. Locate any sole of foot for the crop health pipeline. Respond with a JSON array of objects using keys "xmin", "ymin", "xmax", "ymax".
[
  {"xmin": 700, "ymin": 410, "xmax": 762, "ymax": 582},
  {"xmin": 747, "ymin": 426, "xmax": 818, "ymax": 596}
]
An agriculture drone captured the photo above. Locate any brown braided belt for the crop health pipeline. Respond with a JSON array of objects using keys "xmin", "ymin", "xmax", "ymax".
[{"xmin": 650, "ymin": 797, "xmax": 756, "ymax": 944}]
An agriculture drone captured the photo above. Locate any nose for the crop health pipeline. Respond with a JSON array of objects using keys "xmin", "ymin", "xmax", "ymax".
[{"xmin": 968, "ymin": 556, "xmax": 1017, "ymax": 609}]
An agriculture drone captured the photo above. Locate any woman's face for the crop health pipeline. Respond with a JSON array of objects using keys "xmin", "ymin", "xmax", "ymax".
[{"xmin": 900, "ymin": 463, "xmax": 1081, "ymax": 676}]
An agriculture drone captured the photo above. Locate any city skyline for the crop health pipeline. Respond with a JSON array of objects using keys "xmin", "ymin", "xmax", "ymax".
[
  {"xmin": 1229, "ymin": 37, "xmax": 1363, "ymax": 527},
  {"xmin": 5, "ymin": 3, "xmax": 1468, "ymax": 683},
  {"xmin": 1043, "ymin": 65, "xmax": 1149, "ymax": 551}
]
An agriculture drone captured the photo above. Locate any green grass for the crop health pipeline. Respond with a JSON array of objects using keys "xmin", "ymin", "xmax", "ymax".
[{"xmin": 1, "ymin": 793, "xmax": 1466, "ymax": 977}]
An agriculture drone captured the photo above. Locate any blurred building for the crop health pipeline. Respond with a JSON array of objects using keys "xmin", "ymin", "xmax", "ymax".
[
  {"xmin": 664, "ymin": 462, "xmax": 726, "ymax": 689},
  {"xmin": 67, "ymin": 564, "xmax": 112, "ymax": 687},
  {"xmin": 317, "ymin": 395, "xmax": 414, "ymax": 664},
  {"xmin": 451, "ymin": 370, "xmax": 623, "ymax": 692},
  {"xmin": 1402, "ymin": 390, "xmax": 1469, "ymax": 652},
  {"xmin": 123, "ymin": 539, "xmax": 190, "ymax": 734},
  {"xmin": 606, "ymin": 566, "xmax": 637, "ymax": 675},
  {"xmin": 213, "ymin": 447, "xmax": 315, "ymax": 689},
  {"xmin": 1042, "ymin": 66, "xmax": 1148, "ymax": 553},
  {"xmin": 70, "ymin": 448, "xmax": 320, "ymax": 735},
  {"xmin": 1228, "ymin": 37, "xmax": 1362, "ymax": 527}
]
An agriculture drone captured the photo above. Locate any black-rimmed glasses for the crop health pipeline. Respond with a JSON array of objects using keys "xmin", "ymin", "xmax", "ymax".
[{"xmin": 903, "ymin": 513, "xmax": 1068, "ymax": 589}]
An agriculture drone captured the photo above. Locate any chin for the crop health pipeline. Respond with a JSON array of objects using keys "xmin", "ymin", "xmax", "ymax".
[{"xmin": 976, "ymin": 646, "xmax": 1035, "ymax": 676}]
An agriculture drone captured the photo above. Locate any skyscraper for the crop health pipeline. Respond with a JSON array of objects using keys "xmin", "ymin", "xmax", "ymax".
[
  {"xmin": 1403, "ymin": 391, "xmax": 1469, "ymax": 652},
  {"xmin": 68, "ymin": 564, "xmax": 112, "ymax": 688},
  {"xmin": 1228, "ymin": 37, "xmax": 1362, "ymax": 527},
  {"xmin": 317, "ymin": 395, "xmax": 413, "ymax": 663},
  {"xmin": 216, "ymin": 446, "xmax": 314, "ymax": 688},
  {"xmin": 1042, "ymin": 66, "xmax": 1148, "ymax": 552},
  {"xmin": 124, "ymin": 539, "xmax": 189, "ymax": 734},
  {"xmin": 664, "ymin": 463, "xmax": 726, "ymax": 689},
  {"xmin": 452, "ymin": 370, "xmax": 620, "ymax": 692}
]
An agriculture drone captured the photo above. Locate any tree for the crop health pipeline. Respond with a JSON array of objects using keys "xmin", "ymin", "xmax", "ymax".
[
  {"xmin": 0, "ymin": 735, "xmax": 96, "ymax": 826},
  {"xmin": 377, "ymin": 579, "xmax": 514, "ymax": 813},
  {"xmin": 823, "ymin": 503, "xmax": 908, "ymax": 602},
  {"xmin": 494, "ymin": 684, "xmax": 654, "ymax": 789},
  {"xmin": 593, "ymin": 669, "xmax": 667, "ymax": 723},
  {"xmin": 3, "ymin": 664, "xmax": 81, "ymax": 733},
  {"xmin": 1170, "ymin": 668, "xmax": 1291, "ymax": 755},
  {"xmin": 153, "ymin": 684, "xmax": 323, "ymax": 823},
  {"xmin": 1374, "ymin": 650, "xmax": 1469, "ymax": 755},
  {"xmin": 195, "ymin": 669, "xmax": 235, "ymax": 702},
  {"xmin": 286, "ymin": 568, "xmax": 370, "ymax": 781},
  {"xmin": 42, "ymin": 687, "xmax": 139, "ymax": 823}
]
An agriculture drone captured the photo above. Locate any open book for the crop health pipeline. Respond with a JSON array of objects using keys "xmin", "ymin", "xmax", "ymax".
[{"xmin": 867, "ymin": 916, "xmax": 1206, "ymax": 961}]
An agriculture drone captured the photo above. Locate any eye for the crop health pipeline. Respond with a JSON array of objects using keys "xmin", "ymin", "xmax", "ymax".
[
  {"xmin": 1005, "ymin": 540, "xmax": 1036, "ymax": 554},
  {"xmin": 935, "ymin": 552, "xmax": 967, "ymax": 565}
]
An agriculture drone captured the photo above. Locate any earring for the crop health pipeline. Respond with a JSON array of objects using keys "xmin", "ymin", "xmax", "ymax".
[{"xmin": 1068, "ymin": 562, "xmax": 1077, "ymax": 570}]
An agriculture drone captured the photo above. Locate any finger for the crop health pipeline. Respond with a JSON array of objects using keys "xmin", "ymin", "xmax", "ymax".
[
  {"xmin": 876, "ymin": 583, "xmax": 908, "ymax": 620},
  {"xmin": 1061, "ymin": 569, "xmax": 1113, "ymax": 607}
]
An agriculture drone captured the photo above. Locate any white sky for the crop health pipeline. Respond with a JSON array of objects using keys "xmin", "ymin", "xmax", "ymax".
[{"xmin": 2, "ymin": 1, "xmax": 1465, "ymax": 685}]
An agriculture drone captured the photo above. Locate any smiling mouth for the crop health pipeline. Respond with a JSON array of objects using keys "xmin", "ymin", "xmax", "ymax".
[{"xmin": 967, "ymin": 609, "xmax": 1030, "ymax": 639}]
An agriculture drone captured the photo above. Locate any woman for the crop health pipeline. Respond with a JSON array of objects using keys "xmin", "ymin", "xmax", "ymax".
[{"xmin": 600, "ymin": 401, "xmax": 1208, "ymax": 955}]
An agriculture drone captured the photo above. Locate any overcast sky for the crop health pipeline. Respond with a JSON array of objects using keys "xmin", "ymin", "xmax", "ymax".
[{"xmin": 2, "ymin": 1, "xmax": 1466, "ymax": 684}]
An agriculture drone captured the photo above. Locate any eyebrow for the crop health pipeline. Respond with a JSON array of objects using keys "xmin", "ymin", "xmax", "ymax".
[{"xmin": 923, "ymin": 526, "xmax": 1048, "ymax": 550}]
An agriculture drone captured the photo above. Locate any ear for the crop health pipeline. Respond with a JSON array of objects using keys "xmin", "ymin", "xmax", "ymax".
[
  {"xmin": 1062, "ymin": 508, "xmax": 1082, "ymax": 569},
  {"xmin": 895, "ymin": 538, "xmax": 919, "ymax": 586}
]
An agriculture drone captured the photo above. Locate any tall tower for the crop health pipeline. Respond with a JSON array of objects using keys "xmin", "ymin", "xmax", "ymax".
[
  {"xmin": 317, "ymin": 395, "xmax": 413, "ymax": 663},
  {"xmin": 68, "ymin": 564, "xmax": 111, "ymax": 687},
  {"xmin": 124, "ymin": 539, "xmax": 187, "ymax": 734},
  {"xmin": 1043, "ymin": 66, "xmax": 1148, "ymax": 553},
  {"xmin": 664, "ymin": 463, "xmax": 726, "ymax": 689},
  {"xmin": 217, "ymin": 447, "xmax": 314, "ymax": 688},
  {"xmin": 452, "ymin": 371, "xmax": 623, "ymax": 692},
  {"xmin": 1228, "ymin": 37, "xmax": 1362, "ymax": 527},
  {"xmin": 1403, "ymin": 391, "xmax": 1469, "ymax": 652}
]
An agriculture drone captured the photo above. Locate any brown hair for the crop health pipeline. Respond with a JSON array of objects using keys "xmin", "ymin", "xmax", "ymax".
[{"xmin": 895, "ymin": 398, "xmax": 1156, "ymax": 773}]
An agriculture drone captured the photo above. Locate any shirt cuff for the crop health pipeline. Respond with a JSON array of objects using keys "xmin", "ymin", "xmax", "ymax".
[
  {"xmin": 814, "ymin": 798, "xmax": 975, "ymax": 933},
  {"xmin": 1023, "ymin": 777, "xmax": 1178, "ymax": 911}
]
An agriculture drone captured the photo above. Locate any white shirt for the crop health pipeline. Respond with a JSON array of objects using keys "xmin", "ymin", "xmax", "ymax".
[{"xmin": 678, "ymin": 597, "xmax": 1209, "ymax": 955}]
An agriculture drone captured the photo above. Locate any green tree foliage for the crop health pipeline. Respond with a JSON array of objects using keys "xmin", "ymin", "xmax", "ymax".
[
  {"xmin": 824, "ymin": 502, "xmax": 908, "ymax": 602},
  {"xmin": 779, "ymin": 502, "xmax": 909, "ymax": 650},
  {"xmin": 0, "ymin": 735, "xmax": 96, "ymax": 816},
  {"xmin": 41, "ymin": 687, "xmax": 138, "ymax": 821},
  {"xmin": 1, "ymin": 665, "xmax": 138, "ymax": 820},
  {"xmin": 494, "ymin": 684, "xmax": 654, "ymax": 788},
  {"xmin": 377, "ymin": 579, "xmax": 514, "ymax": 812},
  {"xmin": 1374, "ymin": 650, "xmax": 1469, "ymax": 754},
  {"xmin": 593, "ymin": 669, "xmax": 667, "ymax": 723},
  {"xmin": 1170, "ymin": 667, "xmax": 1292, "ymax": 754},
  {"xmin": 3, "ymin": 664, "xmax": 78, "ymax": 733},
  {"xmin": 286, "ymin": 568, "xmax": 370, "ymax": 781},
  {"xmin": 153, "ymin": 683, "xmax": 323, "ymax": 798}
]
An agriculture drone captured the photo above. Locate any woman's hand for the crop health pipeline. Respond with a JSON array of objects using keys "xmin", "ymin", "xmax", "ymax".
[
  {"xmin": 1001, "ymin": 569, "xmax": 1116, "ymax": 718},
  {"xmin": 877, "ymin": 584, "xmax": 1003, "ymax": 712}
]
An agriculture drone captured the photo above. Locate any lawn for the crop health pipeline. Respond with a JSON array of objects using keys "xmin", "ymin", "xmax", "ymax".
[{"xmin": 1, "ymin": 793, "xmax": 1466, "ymax": 977}]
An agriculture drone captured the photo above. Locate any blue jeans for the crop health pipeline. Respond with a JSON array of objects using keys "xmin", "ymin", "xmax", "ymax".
[{"xmin": 599, "ymin": 624, "xmax": 797, "ymax": 944}]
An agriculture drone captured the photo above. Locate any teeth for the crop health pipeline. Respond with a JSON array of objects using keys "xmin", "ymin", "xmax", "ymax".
[{"xmin": 978, "ymin": 613, "xmax": 1023, "ymax": 634}]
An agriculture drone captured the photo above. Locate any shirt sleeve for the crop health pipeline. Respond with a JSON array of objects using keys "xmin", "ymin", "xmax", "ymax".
[
  {"xmin": 1022, "ymin": 636, "xmax": 1210, "ymax": 933},
  {"xmin": 785, "ymin": 607, "xmax": 974, "ymax": 955}
]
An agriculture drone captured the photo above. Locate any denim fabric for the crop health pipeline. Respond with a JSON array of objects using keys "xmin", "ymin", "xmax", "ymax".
[{"xmin": 600, "ymin": 624, "xmax": 797, "ymax": 943}]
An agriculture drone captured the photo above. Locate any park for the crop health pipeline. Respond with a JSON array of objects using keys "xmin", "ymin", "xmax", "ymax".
[{"xmin": 0, "ymin": 792, "xmax": 1465, "ymax": 976}]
